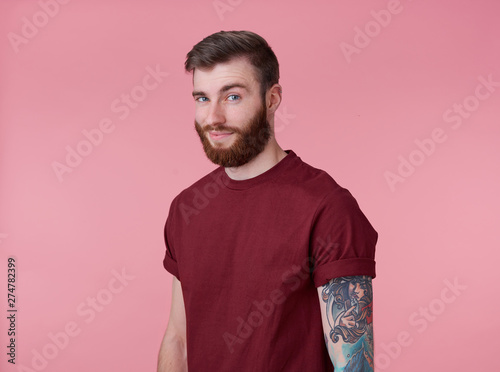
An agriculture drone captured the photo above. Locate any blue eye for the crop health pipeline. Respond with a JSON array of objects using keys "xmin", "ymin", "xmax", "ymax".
[
  {"xmin": 195, "ymin": 97, "xmax": 208, "ymax": 102},
  {"xmin": 227, "ymin": 94, "xmax": 240, "ymax": 101}
]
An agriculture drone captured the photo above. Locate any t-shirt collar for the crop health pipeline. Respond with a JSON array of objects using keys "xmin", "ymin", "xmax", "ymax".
[{"xmin": 219, "ymin": 149, "xmax": 296, "ymax": 190}]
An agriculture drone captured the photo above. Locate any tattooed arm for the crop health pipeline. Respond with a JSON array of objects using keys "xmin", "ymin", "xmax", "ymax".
[{"xmin": 317, "ymin": 276, "xmax": 374, "ymax": 372}]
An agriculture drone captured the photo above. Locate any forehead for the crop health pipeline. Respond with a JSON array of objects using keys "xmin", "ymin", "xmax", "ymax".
[{"xmin": 192, "ymin": 57, "xmax": 259, "ymax": 92}]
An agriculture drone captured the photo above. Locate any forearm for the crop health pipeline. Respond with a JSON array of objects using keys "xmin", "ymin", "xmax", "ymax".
[
  {"xmin": 326, "ymin": 323, "xmax": 374, "ymax": 372},
  {"xmin": 318, "ymin": 275, "xmax": 374, "ymax": 371},
  {"xmin": 157, "ymin": 334, "xmax": 187, "ymax": 372}
]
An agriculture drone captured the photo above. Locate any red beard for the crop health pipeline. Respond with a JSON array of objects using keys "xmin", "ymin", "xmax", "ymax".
[{"xmin": 194, "ymin": 99, "xmax": 271, "ymax": 168}]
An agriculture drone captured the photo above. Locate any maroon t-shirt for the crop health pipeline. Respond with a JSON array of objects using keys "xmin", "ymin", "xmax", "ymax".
[{"xmin": 163, "ymin": 150, "xmax": 377, "ymax": 371}]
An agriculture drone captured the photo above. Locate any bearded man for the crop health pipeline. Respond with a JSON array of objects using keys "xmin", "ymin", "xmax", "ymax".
[{"xmin": 157, "ymin": 30, "xmax": 377, "ymax": 372}]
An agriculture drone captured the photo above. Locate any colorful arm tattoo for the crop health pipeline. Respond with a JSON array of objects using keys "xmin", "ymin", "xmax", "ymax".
[{"xmin": 319, "ymin": 275, "xmax": 374, "ymax": 372}]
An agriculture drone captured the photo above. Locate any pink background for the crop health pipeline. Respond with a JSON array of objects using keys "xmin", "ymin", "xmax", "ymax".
[{"xmin": 1, "ymin": 0, "xmax": 498, "ymax": 371}]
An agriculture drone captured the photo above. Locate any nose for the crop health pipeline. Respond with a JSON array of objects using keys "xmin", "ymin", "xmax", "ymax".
[{"xmin": 204, "ymin": 102, "xmax": 226, "ymax": 127}]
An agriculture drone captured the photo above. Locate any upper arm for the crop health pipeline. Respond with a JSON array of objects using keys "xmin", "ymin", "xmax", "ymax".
[
  {"xmin": 164, "ymin": 277, "xmax": 186, "ymax": 342},
  {"xmin": 317, "ymin": 276, "xmax": 374, "ymax": 372},
  {"xmin": 158, "ymin": 277, "xmax": 187, "ymax": 371}
]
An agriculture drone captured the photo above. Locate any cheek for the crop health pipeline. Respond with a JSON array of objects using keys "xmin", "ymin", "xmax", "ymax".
[
  {"xmin": 348, "ymin": 283, "xmax": 354, "ymax": 297},
  {"xmin": 194, "ymin": 109, "xmax": 205, "ymax": 125},
  {"xmin": 224, "ymin": 106, "xmax": 243, "ymax": 120},
  {"xmin": 229, "ymin": 101, "xmax": 260, "ymax": 121}
]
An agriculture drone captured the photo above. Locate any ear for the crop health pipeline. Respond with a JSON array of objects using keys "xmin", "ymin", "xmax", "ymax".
[{"xmin": 265, "ymin": 83, "xmax": 282, "ymax": 116}]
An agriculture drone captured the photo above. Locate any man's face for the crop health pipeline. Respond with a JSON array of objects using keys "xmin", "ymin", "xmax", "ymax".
[{"xmin": 192, "ymin": 57, "xmax": 271, "ymax": 168}]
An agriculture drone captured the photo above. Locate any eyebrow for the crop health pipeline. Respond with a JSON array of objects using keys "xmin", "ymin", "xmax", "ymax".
[{"xmin": 192, "ymin": 83, "xmax": 248, "ymax": 98}]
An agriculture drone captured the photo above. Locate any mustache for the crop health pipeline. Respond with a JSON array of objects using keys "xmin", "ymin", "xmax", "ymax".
[{"xmin": 196, "ymin": 122, "xmax": 243, "ymax": 134}]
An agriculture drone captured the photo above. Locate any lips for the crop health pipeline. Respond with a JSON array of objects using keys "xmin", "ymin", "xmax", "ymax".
[{"xmin": 209, "ymin": 131, "xmax": 233, "ymax": 141}]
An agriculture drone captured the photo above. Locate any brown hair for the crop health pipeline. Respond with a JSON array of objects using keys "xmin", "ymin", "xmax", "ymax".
[{"xmin": 185, "ymin": 30, "xmax": 280, "ymax": 98}]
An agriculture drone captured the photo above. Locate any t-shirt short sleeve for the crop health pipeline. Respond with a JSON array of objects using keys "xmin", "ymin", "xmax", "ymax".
[
  {"xmin": 163, "ymin": 198, "xmax": 180, "ymax": 281},
  {"xmin": 310, "ymin": 187, "xmax": 377, "ymax": 287}
]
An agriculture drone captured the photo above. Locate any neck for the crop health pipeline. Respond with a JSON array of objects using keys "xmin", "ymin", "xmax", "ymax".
[{"xmin": 224, "ymin": 139, "xmax": 288, "ymax": 181}]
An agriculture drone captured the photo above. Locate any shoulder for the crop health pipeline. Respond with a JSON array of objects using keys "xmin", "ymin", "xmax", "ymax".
[
  {"xmin": 283, "ymin": 154, "xmax": 354, "ymax": 205},
  {"xmin": 170, "ymin": 166, "xmax": 226, "ymax": 206}
]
